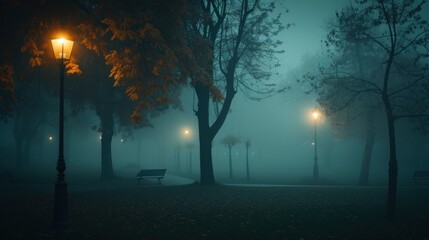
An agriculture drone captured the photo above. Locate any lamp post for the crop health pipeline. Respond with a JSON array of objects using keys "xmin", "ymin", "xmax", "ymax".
[
  {"xmin": 51, "ymin": 37, "xmax": 74, "ymax": 233},
  {"xmin": 312, "ymin": 107, "xmax": 320, "ymax": 182},
  {"xmin": 182, "ymin": 128, "xmax": 192, "ymax": 174}
]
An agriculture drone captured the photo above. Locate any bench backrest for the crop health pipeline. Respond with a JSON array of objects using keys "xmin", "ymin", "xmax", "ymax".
[{"xmin": 137, "ymin": 169, "xmax": 166, "ymax": 177}]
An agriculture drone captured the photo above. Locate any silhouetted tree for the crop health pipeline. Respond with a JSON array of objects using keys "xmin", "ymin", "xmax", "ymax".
[
  {"xmin": 187, "ymin": 0, "xmax": 288, "ymax": 184},
  {"xmin": 67, "ymin": 52, "xmax": 142, "ymax": 180},
  {"xmin": 297, "ymin": 7, "xmax": 382, "ymax": 185},
  {"xmin": 12, "ymin": 78, "xmax": 57, "ymax": 168},
  {"xmin": 221, "ymin": 135, "xmax": 241, "ymax": 178},
  {"xmin": 311, "ymin": 0, "xmax": 429, "ymax": 218},
  {"xmin": 324, "ymin": 5, "xmax": 385, "ymax": 186},
  {"xmin": 0, "ymin": 1, "xmax": 73, "ymax": 168}
]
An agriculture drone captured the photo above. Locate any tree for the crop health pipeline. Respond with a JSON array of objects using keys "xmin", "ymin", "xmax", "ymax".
[
  {"xmin": 244, "ymin": 138, "xmax": 251, "ymax": 180},
  {"xmin": 301, "ymin": 52, "xmax": 382, "ymax": 186},
  {"xmin": 12, "ymin": 79, "xmax": 57, "ymax": 168},
  {"xmin": 0, "ymin": 1, "xmax": 70, "ymax": 169},
  {"xmin": 221, "ymin": 135, "xmax": 241, "ymax": 178},
  {"xmin": 312, "ymin": 0, "xmax": 429, "ymax": 218},
  {"xmin": 299, "ymin": 5, "xmax": 383, "ymax": 186},
  {"xmin": 187, "ymin": 0, "xmax": 288, "ymax": 185},
  {"xmin": 73, "ymin": 0, "xmax": 196, "ymax": 179},
  {"xmin": 67, "ymin": 50, "xmax": 132, "ymax": 179},
  {"xmin": 7, "ymin": 0, "xmax": 194, "ymax": 179},
  {"xmin": 324, "ymin": 5, "xmax": 390, "ymax": 186}
]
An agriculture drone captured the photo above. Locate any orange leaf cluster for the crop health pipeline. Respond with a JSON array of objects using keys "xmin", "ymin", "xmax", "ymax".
[{"xmin": 66, "ymin": 57, "xmax": 82, "ymax": 75}]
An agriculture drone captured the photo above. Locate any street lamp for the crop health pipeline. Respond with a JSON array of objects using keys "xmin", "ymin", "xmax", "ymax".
[
  {"xmin": 312, "ymin": 107, "xmax": 320, "ymax": 182},
  {"xmin": 51, "ymin": 37, "xmax": 74, "ymax": 233},
  {"xmin": 179, "ymin": 127, "xmax": 192, "ymax": 173}
]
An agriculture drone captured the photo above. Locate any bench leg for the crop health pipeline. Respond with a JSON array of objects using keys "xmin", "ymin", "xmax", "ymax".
[{"xmin": 157, "ymin": 178, "xmax": 161, "ymax": 184}]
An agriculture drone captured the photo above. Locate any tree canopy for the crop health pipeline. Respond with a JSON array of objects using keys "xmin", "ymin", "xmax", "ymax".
[{"xmin": 4, "ymin": 0, "xmax": 197, "ymax": 124}]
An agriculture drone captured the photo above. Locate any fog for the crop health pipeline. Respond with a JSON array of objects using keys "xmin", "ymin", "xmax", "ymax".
[
  {"xmin": 1, "ymin": 0, "xmax": 428, "ymax": 187},
  {"xmin": 3, "ymin": 1, "xmax": 429, "ymax": 239}
]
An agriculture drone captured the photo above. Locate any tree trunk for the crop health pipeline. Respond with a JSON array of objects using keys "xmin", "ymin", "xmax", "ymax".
[
  {"xmin": 358, "ymin": 112, "xmax": 375, "ymax": 186},
  {"xmin": 386, "ymin": 110, "xmax": 397, "ymax": 219},
  {"xmin": 100, "ymin": 127, "xmax": 114, "ymax": 180},
  {"xmin": 246, "ymin": 146, "xmax": 249, "ymax": 180},
  {"xmin": 15, "ymin": 137, "xmax": 23, "ymax": 169},
  {"xmin": 13, "ymin": 109, "xmax": 44, "ymax": 169},
  {"xmin": 382, "ymin": 48, "xmax": 397, "ymax": 219},
  {"xmin": 196, "ymin": 83, "xmax": 215, "ymax": 185},
  {"xmin": 22, "ymin": 136, "xmax": 33, "ymax": 166},
  {"xmin": 198, "ymin": 125, "xmax": 215, "ymax": 184},
  {"xmin": 96, "ymin": 76, "xmax": 117, "ymax": 181},
  {"xmin": 194, "ymin": 39, "xmax": 237, "ymax": 185},
  {"xmin": 99, "ymin": 107, "xmax": 115, "ymax": 180},
  {"xmin": 14, "ymin": 114, "xmax": 24, "ymax": 169}
]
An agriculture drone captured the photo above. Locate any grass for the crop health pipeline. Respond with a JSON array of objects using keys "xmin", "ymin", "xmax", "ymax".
[{"xmin": 1, "ymin": 183, "xmax": 429, "ymax": 240}]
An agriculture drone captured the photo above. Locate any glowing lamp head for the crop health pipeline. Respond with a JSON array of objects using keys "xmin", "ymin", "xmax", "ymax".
[
  {"xmin": 312, "ymin": 111, "xmax": 319, "ymax": 120},
  {"xmin": 51, "ymin": 37, "xmax": 74, "ymax": 60},
  {"xmin": 311, "ymin": 107, "xmax": 321, "ymax": 121},
  {"xmin": 181, "ymin": 128, "xmax": 192, "ymax": 139}
]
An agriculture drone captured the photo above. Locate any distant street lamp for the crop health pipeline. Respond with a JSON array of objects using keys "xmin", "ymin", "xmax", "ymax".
[
  {"xmin": 183, "ymin": 128, "xmax": 190, "ymax": 137},
  {"xmin": 51, "ymin": 37, "xmax": 74, "ymax": 233},
  {"xmin": 312, "ymin": 107, "xmax": 320, "ymax": 182}
]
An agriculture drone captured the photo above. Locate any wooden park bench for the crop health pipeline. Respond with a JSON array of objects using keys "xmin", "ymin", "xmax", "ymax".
[
  {"xmin": 412, "ymin": 170, "xmax": 429, "ymax": 182},
  {"xmin": 136, "ymin": 169, "xmax": 166, "ymax": 184}
]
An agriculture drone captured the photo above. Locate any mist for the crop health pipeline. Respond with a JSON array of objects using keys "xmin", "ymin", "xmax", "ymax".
[{"xmin": 1, "ymin": 0, "xmax": 429, "ymax": 239}]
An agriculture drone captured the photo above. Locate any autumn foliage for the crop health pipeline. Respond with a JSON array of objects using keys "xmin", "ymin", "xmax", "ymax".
[{"xmin": 2, "ymin": 0, "xmax": 204, "ymax": 124}]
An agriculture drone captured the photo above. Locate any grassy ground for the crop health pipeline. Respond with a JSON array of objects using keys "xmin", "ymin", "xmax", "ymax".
[{"xmin": 1, "ymin": 183, "xmax": 429, "ymax": 240}]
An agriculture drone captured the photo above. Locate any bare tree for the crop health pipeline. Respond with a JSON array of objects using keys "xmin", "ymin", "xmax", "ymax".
[
  {"xmin": 221, "ymin": 135, "xmax": 241, "ymax": 178},
  {"xmin": 310, "ymin": 0, "xmax": 429, "ymax": 218},
  {"xmin": 187, "ymin": 0, "xmax": 288, "ymax": 184}
]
